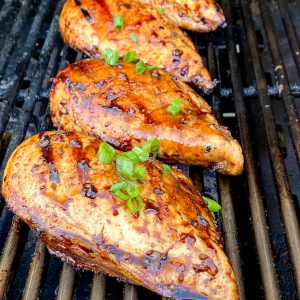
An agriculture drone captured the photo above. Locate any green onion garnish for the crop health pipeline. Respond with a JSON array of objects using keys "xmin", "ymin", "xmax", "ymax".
[
  {"xmin": 130, "ymin": 33, "xmax": 139, "ymax": 42},
  {"xmin": 203, "ymin": 196, "xmax": 221, "ymax": 213},
  {"xmin": 116, "ymin": 155, "xmax": 135, "ymax": 179},
  {"xmin": 132, "ymin": 146, "xmax": 149, "ymax": 162},
  {"xmin": 146, "ymin": 65, "xmax": 157, "ymax": 71},
  {"xmin": 114, "ymin": 15, "xmax": 124, "ymax": 30},
  {"xmin": 127, "ymin": 196, "xmax": 143, "ymax": 213},
  {"xmin": 124, "ymin": 50, "xmax": 137, "ymax": 63},
  {"xmin": 167, "ymin": 98, "xmax": 182, "ymax": 116},
  {"xmin": 136, "ymin": 60, "xmax": 145, "ymax": 74},
  {"xmin": 122, "ymin": 151, "xmax": 140, "ymax": 164},
  {"xmin": 162, "ymin": 164, "xmax": 171, "ymax": 174},
  {"xmin": 157, "ymin": 7, "xmax": 166, "ymax": 14},
  {"xmin": 110, "ymin": 181, "xmax": 130, "ymax": 201},
  {"xmin": 142, "ymin": 138, "xmax": 159, "ymax": 157},
  {"xmin": 97, "ymin": 142, "xmax": 115, "ymax": 164},
  {"xmin": 103, "ymin": 48, "xmax": 119, "ymax": 66},
  {"xmin": 110, "ymin": 181, "xmax": 143, "ymax": 213},
  {"xmin": 108, "ymin": 138, "xmax": 160, "ymax": 213},
  {"xmin": 133, "ymin": 165, "xmax": 147, "ymax": 181}
]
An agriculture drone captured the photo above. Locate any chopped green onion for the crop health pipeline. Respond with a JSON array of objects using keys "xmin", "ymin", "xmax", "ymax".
[
  {"xmin": 116, "ymin": 155, "xmax": 135, "ymax": 179},
  {"xmin": 145, "ymin": 65, "xmax": 157, "ymax": 71},
  {"xmin": 127, "ymin": 196, "xmax": 143, "ymax": 213},
  {"xmin": 162, "ymin": 164, "xmax": 171, "ymax": 174},
  {"xmin": 130, "ymin": 33, "xmax": 139, "ymax": 42},
  {"xmin": 103, "ymin": 48, "xmax": 119, "ymax": 66},
  {"xmin": 136, "ymin": 60, "xmax": 145, "ymax": 74},
  {"xmin": 133, "ymin": 165, "xmax": 147, "ymax": 181},
  {"xmin": 125, "ymin": 182, "xmax": 140, "ymax": 198},
  {"xmin": 167, "ymin": 98, "xmax": 182, "ymax": 116},
  {"xmin": 132, "ymin": 146, "xmax": 149, "ymax": 162},
  {"xmin": 97, "ymin": 142, "xmax": 115, "ymax": 164},
  {"xmin": 203, "ymin": 196, "xmax": 221, "ymax": 213},
  {"xmin": 114, "ymin": 15, "xmax": 124, "ymax": 30},
  {"xmin": 124, "ymin": 50, "xmax": 137, "ymax": 63},
  {"xmin": 157, "ymin": 7, "xmax": 166, "ymax": 14},
  {"xmin": 110, "ymin": 181, "xmax": 130, "ymax": 201},
  {"xmin": 122, "ymin": 151, "xmax": 140, "ymax": 163},
  {"xmin": 142, "ymin": 138, "xmax": 159, "ymax": 157}
]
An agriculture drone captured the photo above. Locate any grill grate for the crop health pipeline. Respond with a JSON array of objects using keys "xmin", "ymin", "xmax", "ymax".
[{"xmin": 0, "ymin": 0, "xmax": 300, "ymax": 299}]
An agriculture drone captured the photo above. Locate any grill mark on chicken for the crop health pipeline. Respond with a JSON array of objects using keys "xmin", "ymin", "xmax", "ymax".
[
  {"xmin": 74, "ymin": 0, "xmax": 92, "ymax": 21},
  {"xmin": 38, "ymin": 133, "xmax": 60, "ymax": 184}
]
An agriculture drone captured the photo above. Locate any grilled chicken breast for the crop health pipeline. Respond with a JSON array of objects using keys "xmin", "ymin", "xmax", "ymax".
[
  {"xmin": 135, "ymin": 0, "xmax": 225, "ymax": 32},
  {"xmin": 50, "ymin": 59, "xmax": 244, "ymax": 175},
  {"xmin": 59, "ymin": 0, "xmax": 215, "ymax": 91},
  {"xmin": 2, "ymin": 131, "xmax": 239, "ymax": 299}
]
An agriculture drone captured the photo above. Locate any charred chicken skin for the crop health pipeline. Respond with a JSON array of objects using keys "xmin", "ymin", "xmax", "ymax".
[
  {"xmin": 135, "ymin": 0, "xmax": 225, "ymax": 32},
  {"xmin": 59, "ymin": 0, "xmax": 215, "ymax": 91},
  {"xmin": 50, "ymin": 59, "xmax": 244, "ymax": 175},
  {"xmin": 2, "ymin": 131, "xmax": 239, "ymax": 299}
]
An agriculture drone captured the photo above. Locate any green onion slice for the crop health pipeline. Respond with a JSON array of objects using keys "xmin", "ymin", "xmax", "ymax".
[
  {"xmin": 116, "ymin": 155, "xmax": 135, "ymax": 179},
  {"xmin": 114, "ymin": 15, "xmax": 124, "ymax": 30},
  {"xmin": 167, "ymin": 98, "xmax": 182, "ymax": 116},
  {"xmin": 142, "ymin": 138, "xmax": 159, "ymax": 157},
  {"xmin": 124, "ymin": 50, "xmax": 137, "ymax": 63},
  {"xmin": 157, "ymin": 7, "xmax": 166, "ymax": 13},
  {"xmin": 136, "ymin": 60, "xmax": 145, "ymax": 74},
  {"xmin": 132, "ymin": 146, "xmax": 149, "ymax": 162},
  {"xmin": 127, "ymin": 196, "xmax": 143, "ymax": 213},
  {"xmin": 162, "ymin": 163, "xmax": 171, "ymax": 174},
  {"xmin": 97, "ymin": 142, "xmax": 115, "ymax": 164},
  {"xmin": 110, "ymin": 181, "xmax": 130, "ymax": 201},
  {"xmin": 130, "ymin": 33, "xmax": 139, "ymax": 42},
  {"xmin": 145, "ymin": 65, "xmax": 157, "ymax": 71},
  {"xmin": 103, "ymin": 48, "xmax": 119, "ymax": 66},
  {"xmin": 203, "ymin": 196, "xmax": 221, "ymax": 213},
  {"xmin": 133, "ymin": 165, "xmax": 147, "ymax": 181}
]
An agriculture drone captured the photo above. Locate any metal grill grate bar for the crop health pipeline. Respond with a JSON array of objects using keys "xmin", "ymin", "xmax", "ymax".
[
  {"xmin": 259, "ymin": 0, "xmax": 300, "ymax": 168},
  {"xmin": 222, "ymin": 1, "xmax": 282, "ymax": 299},
  {"xmin": 277, "ymin": 0, "xmax": 300, "ymax": 77},
  {"xmin": 240, "ymin": 0, "xmax": 300, "ymax": 294},
  {"xmin": 0, "ymin": 0, "xmax": 31, "ymax": 74}
]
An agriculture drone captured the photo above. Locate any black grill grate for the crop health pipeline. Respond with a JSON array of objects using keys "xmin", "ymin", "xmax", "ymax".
[{"xmin": 0, "ymin": 0, "xmax": 299, "ymax": 299}]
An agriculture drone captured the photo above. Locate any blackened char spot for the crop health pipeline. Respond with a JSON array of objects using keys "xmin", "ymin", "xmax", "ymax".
[
  {"xmin": 82, "ymin": 183, "xmax": 98, "ymax": 199},
  {"xmin": 39, "ymin": 133, "xmax": 60, "ymax": 184},
  {"xmin": 103, "ymin": 106, "xmax": 122, "ymax": 115},
  {"xmin": 172, "ymin": 49, "xmax": 183, "ymax": 66},
  {"xmin": 151, "ymin": 72, "xmax": 161, "ymax": 79},
  {"xmin": 143, "ymin": 250, "xmax": 168, "ymax": 271},
  {"xmin": 74, "ymin": 0, "xmax": 92, "ymax": 21},
  {"xmin": 50, "ymin": 167, "xmax": 60, "ymax": 184},
  {"xmin": 154, "ymin": 188, "xmax": 163, "ymax": 195},
  {"xmin": 180, "ymin": 66, "xmax": 189, "ymax": 77}
]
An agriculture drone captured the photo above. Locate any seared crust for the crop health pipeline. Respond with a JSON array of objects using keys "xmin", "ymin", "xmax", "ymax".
[
  {"xmin": 2, "ymin": 131, "xmax": 239, "ymax": 299},
  {"xmin": 50, "ymin": 59, "xmax": 244, "ymax": 175},
  {"xmin": 59, "ymin": 0, "xmax": 215, "ymax": 90},
  {"xmin": 136, "ymin": 0, "xmax": 225, "ymax": 32}
]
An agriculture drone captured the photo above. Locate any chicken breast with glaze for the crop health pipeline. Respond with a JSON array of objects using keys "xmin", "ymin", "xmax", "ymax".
[
  {"xmin": 59, "ymin": 0, "xmax": 215, "ymax": 90},
  {"xmin": 135, "ymin": 0, "xmax": 225, "ymax": 32},
  {"xmin": 50, "ymin": 59, "xmax": 244, "ymax": 175},
  {"xmin": 2, "ymin": 131, "xmax": 239, "ymax": 299}
]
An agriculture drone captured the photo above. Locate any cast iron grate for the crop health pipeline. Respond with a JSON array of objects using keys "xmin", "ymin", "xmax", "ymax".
[{"xmin": 0, "ymin": 0, "xmax": 299, "ymax": 299}]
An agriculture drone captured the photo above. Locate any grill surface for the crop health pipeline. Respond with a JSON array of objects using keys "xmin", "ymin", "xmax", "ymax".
[{"xmin": 0, "ymin": 0, "xmax": 299, "ymax": 299}]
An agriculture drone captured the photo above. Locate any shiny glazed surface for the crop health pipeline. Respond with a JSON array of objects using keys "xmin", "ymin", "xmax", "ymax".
[
  {"xmin": 135, "ymin": 0, "xmax": 225, "ymax": 32},
  {"xmin": 2, "ymin": 131, "xmax": 239, "ymax": 299},
  {"xmin": 50, "ymin": 59, "xmax": 244, "ymax": 175},
  {"xmin": 59, "ymin": 0, "xmax": 214, "ymax": 90}
]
